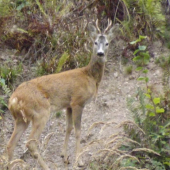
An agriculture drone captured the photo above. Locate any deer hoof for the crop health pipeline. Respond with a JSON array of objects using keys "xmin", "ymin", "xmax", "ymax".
[
  {"xmin": 62, "ymin": 156, "xmax": 70, "ymax": 164},
  {"xmin": 20, "ymin": 149, "xmax": 30, "ymax": 160},
  {"xmin": 77, "ymin": 159, "xmax": 84, "ymax": 167}
]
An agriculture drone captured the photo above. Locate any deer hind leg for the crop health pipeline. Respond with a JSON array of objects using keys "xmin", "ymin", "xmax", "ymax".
[
  {"xmin": 61, "ymin": 108, "xmax": 73, "ymax": 163},
  {"xmin": 26, "ymin": 111, "xmax": 50, "ymax": 170},
  {"xmin": 7, "ymin": 118, "xmax": 30, "ymax": 162}
]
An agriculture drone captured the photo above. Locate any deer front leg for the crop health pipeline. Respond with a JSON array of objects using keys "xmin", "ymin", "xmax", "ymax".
[
  {"xmin": 72, "ymin": 105, "xmax": 84, "ymax": 167},
  {"xmin": 61, "ymin": 108, "xmax": 73, "ymax": 163}
]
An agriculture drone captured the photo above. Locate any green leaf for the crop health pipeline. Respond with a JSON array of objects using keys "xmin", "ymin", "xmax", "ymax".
[
  {"xmin": 145, "ymin": 104, "xmax": 154, "ymax": 110},
  {"xmin": 156, "ymin": 107, "xmax": 164, "ymax": 113},
  {"xmin": 149, "ymin": 112, "xmax": 155, "ymax": 117},
  {"xmin": 133, "ymin": 56, "xmax": 141, "ymax": 62},
  {"xmin": 130, "ymin": 36, "xmax": 147, "ymax": 45},
  {"xmin": 145, "ymin": 77, "xmax": 149, "ymax": 83},
  {"xmin": 164, "ymin": 162, "xmax": 170, "ymax": 166},
  {"xmin": 56, "ymin": 52, "xmax": 69, "ymax": 73},
  {"xmin": 139, "ymin": 35, "xmax": 147, "ymax": 40},
  {"xmin": 148, "ymin": 88, "xmax": 151, "ymax": 93},
  {"xmin": 143, "ymin": 69, "xmax": 148, "ymax": 74},
  {"xmin": 16, "ymin": 4, "xmax": 25, "ymax": 11},
  {"xmin": 134, "ymin": 49, "xmax": 140, "ymax": 55},
  {"xmin": 130, "ymin": 40, "xmax": 139, "ymax": 45},
  {"xmin": 136, "ymin": 67, "xmax": 143, "ymax": 71},
  {"xmin": 138, "ymin": 45, "xmax": 146, "ymax": 51},
  {"xmin": 145, "ymin": 93, "xmax": 151, "ymax": 98},
  {"xmin": 153, "ymin": 98, "xmax": 160, "ymax": 105},
  {"xmin": 164, "ymin": 121, "xmax": 170, "ymax": 128},
  {"xmin": 16, "ymin": 28, "xmax": 29, "ymax": 34},
  {"xmin": 0, "ymin": 116, "xmax": 2, "ymax": 120},
  {"xmin": 143, "ymin": 53, "xmax": 150, "ymax": 64},
  {"xmin": 137, "ymin": 77, "xmax": 145, "ymax": 81},
  {"xmin": 0, "ymin": 78, "xmax": 5, "ymax": 85}
]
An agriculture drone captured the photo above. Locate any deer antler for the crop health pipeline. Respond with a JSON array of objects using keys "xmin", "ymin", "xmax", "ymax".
[
  {"xmin": 104, "ymin": 19, "xmax": 112, "ymax": 34},
  {"xmin": 96, "ymin": 19, "xmax": 101, "ymax": 34}
]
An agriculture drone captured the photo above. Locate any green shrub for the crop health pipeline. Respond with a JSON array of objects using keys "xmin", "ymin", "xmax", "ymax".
[
  {"xmin": 121, "ymin": 37, "xmax": 170, "ymax": 169},
  {"xmin": 121, "ymin": 0, "xmax": 165, "ymax": 39},
  {"xmin": 0, "ymin": 62, "xmax": 22, "ymax": 86},
  {"xmin": 124, "ymin": 65, "xmax": 133, "ymax": 75}
]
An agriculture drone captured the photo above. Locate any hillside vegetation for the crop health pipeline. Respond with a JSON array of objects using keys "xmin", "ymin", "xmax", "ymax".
[{"xmin": 1, "ymin": 0, "xmax": 170, "ymax": 169}]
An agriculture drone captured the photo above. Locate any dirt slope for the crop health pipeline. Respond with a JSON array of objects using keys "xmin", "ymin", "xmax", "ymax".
[{"xmin": 0, "ymin": 41, "xmax": 168, "ymax": 170}]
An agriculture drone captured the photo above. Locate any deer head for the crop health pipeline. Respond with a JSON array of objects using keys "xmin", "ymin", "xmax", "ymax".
[{"xmin": 89, "ymin": 19, "xmax": 119, "ymax": 64}]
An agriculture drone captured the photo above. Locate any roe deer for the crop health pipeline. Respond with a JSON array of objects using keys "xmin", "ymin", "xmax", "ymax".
[{"xmin": 7, "ymin": 19, "xmax": 118, "ymax": 170}]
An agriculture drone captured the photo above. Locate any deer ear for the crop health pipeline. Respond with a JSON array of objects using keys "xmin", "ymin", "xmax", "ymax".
[
  {"xmin": 88, "ymin": 24, "xmax": 98, "ymax": 40},
  {"xmin": 107, "ymin": 24, "xmax": 119, "ymax": 42}
]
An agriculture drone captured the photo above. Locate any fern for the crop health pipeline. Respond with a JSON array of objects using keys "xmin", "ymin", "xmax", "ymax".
[
  {"xmin": 121, "ymin": 0, "xmax": 165, "ymax": 37},
  {"xmin": 0, "ymin": 78, "xmax": 9, "ymax": 114},
  {"xmin": 0, "ymin": 78, "xmax": 11, "ymax": 96}
]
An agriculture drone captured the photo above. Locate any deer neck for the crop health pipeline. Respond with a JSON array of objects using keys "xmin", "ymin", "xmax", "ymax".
[{"xmin": 85, "ymin": 55, "xmax": 105, "ymax": 85}]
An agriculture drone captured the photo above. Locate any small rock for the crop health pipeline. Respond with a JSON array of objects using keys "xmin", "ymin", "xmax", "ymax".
[
  {"xmin": 129, "ymin": 75, "xmax": 135, "ymax": 80},
  {"xmin": 148, "ymin": 62, "xmax": 155, "ymax": 70},
  {"xmin": 103, "ymin": 102, "xmax": 108, "ymax": 107},
  {"xmin": 154, "ymin": 70, "xmax": 160, "ymax": 76},
  {"xmin": 114, "ymin": 72, "xmax": 118, "ymax": 78},
  {"xmin": 150, "ymin": 58, "xmax": 154, "ymax": 62}
]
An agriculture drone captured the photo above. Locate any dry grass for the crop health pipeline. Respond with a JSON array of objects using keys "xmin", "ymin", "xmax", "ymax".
[
  {"xmin": 0, "ymin": 125, "xmax": 56, "ymax": 170},
  {"xmin": 75, "ymin": 120, "xmax": 140, "ymax": 169},
  {"xmin": 118, "ymin": 120, "xmax": 145, "ymax": 137},
  {"xmin": 119, "ymin": 167, "xmax": 149, "ymax": 170},
  {"xmin": 75, "ymin": 119, "xmax": 160, "ymax": 169},
  {"xmin": 132, "ymin": 148, "xmax": 160, "ymax": 156}
]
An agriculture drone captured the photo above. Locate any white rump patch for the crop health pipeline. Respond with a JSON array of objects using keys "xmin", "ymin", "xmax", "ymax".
[{"xmin": 12, "ymin": 97, "xmax": 18, "ymax": 104}]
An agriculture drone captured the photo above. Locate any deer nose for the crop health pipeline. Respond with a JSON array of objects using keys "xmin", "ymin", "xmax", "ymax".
[{"xmin": 97, "ymin": 52, "xmax": 104, "ymax": 57}]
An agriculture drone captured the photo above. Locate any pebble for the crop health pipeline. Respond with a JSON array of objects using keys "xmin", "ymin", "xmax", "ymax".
[
  {"xmin": 154, "ymin": 70, "xmax": 160, "ymax": 76},
  {"xmin": 150, "ymin": 58, "xmax": 154, "ymax": 62},
  {"xmin": 114, "ymin": 72, "xmax": 118, "ymax": 78},
  {"xmin": 129, "ymin": 75, "xmax": 135, "ymax": 80}
]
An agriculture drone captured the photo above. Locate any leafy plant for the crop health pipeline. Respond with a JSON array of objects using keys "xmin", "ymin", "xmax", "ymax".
[
  {"xmin": 56, "ymin": 111, "xmax": 62, "ymax": 118},
  {"xmin": 0, "ymin": 62, "xmax": 20, "ymax": 115},
  {"xmin": 0, "ymin": 96, "xmax": 8, "ymax": 115},
  {"xmin": 0, "ymin": 78, "xmax": 10, "ymax": 115},
  {"xmin": 122, "ymin": 36, "xmax": 170, "ymax": 169},
  {"xmin": 124, "ymin": 65, "xmax": 133, "ymax": 75},
  {"xmin": 0, "ymin": 78, "xmax": 11, "ymax": 97},
  {"xmin": 0, "ymin": 63, "xmax": 22, "ymax": 86},
  {"xmin": 120, "ymin": 0, "xmax": 165, "ymax": 39}
]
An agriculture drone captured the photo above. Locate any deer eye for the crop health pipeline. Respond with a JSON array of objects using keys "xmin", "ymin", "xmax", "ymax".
[
  {"xmin": 95, "ymin": 42, "xmax": 98, "ymax": 45},
  {"xmin": 106, "ymin": 43, "xmax": 109, "ymax": 46}
]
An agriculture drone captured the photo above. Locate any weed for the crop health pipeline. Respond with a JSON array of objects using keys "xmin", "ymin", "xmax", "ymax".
[
  {"xmin": 125, "ymin": 65, "xmax": 133, "ymax": 75},
  {"xmin": 120, "ymin": 0, "xmax": 165, "ymax": 39},
  {"xmin": 56, "ymin": 111, "xmax": 62, "ymax": 118},
  {"xmin": 155, "ymin": 55, "xmax": 170, "ymax": 68},
  {"xmin": 0, "ymin": 78, "xmax": 10, "ymax": 115},
  {"xmin": 121, "ymin": 37, "xmax": 170, "ymax": 169},
  {"xmin": 56, "ymin": 52, "xmax": 69, "ymax": 73},
  {"xmin": 0, "ymin": 63, "xmax": 22, "ymax": 86}
]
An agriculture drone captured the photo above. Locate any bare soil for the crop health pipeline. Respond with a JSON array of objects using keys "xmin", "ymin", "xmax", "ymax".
[{"xmin": 0, "ymin": 40, "xmax": 169, "ymax": 170}]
